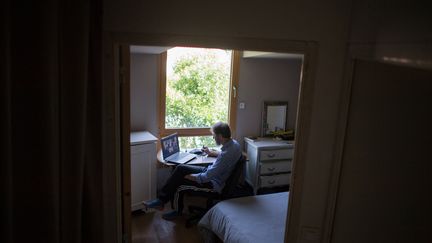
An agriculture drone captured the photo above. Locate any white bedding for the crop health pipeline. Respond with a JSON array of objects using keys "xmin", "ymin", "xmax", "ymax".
[{"xmin": 198, "ymin": 192, "xmax": 289, "ymax": 243}]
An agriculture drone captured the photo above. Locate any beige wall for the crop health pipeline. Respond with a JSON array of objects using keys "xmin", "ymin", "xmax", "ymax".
[{"xmin": 104, "ymin": 1, "xmax": 353, "ymax": 242}]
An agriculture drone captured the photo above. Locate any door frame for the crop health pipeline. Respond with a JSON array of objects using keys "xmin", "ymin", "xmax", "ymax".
[
  {"xmin": 109, "ymin": 32, "xmax": 319, "ymax": 243},
  {"xmin": 117, "ymin": 43, "xmax": 132, "ymax": 243},
  {"xmin": 324, "ymin": 58, "xmax": 432, "ymax": 242}
]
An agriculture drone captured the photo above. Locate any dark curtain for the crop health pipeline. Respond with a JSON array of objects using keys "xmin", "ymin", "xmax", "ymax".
[{"xmin": 1, "ymin": 0, "xmax": 104, "ymax": 242}]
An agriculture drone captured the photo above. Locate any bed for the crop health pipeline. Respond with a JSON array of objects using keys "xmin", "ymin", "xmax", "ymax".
[{"xmin": 198, "ymin": 192, "xmax": 289, "ymax": 243}]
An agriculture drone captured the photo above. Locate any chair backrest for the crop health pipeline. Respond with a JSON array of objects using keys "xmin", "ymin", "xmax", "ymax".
[{"xmin": 221, "ymin": 155, "xmax": 246, "ymax": 197}]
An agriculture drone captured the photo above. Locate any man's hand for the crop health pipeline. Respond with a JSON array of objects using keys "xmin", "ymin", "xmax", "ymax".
[
  {"xmin": 184, "ymin": 174, "xmax": 196, "ymax": 182},
  {"xmin": 201, "ymin": 146, "xmax": 219, "ymax": 157}
]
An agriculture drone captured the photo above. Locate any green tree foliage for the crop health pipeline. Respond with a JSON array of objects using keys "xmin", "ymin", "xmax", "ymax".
[
  {"xmin": 166, "ymin": 48, "xmax": 231, "ymax": 148},
  {"xmin": 178, "ymin": 136, "xmax": 214, "ymax": 151}
]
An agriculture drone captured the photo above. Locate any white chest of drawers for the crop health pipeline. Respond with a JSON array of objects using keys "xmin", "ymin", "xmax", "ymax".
[{"xmin": 244, "ymin": 137, "xmax": 294, "ymax": 194}]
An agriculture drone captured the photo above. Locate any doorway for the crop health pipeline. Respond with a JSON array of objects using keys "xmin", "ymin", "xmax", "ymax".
[{"xmin": 112, "ymin": 34, "xmax": 318, "ymax": 243}]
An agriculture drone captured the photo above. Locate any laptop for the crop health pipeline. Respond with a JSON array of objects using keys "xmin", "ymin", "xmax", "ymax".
[{"xmin": 161, "ymin": 133, "xmax": 196, "ymax": 164}]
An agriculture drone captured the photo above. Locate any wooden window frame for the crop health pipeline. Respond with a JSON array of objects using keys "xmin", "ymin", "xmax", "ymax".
[{"xmin": 158, "ymin": 49, "xmax": 240, "ymax": 138}]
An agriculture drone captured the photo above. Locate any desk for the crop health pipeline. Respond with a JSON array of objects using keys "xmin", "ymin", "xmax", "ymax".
[{"xmin": 157, "ymin": 149, "xmax": 217, "ymax": 167}]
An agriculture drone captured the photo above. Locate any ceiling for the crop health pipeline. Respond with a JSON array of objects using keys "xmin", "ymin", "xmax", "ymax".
[
  {"xmin": 242, "ymin": 51, "xmax": 303, "ymax": 60},
  {"xmin": 130, "ymin": 45, "xmax": 172, "ymax": 54},
  {"xmin": 130, "ymin": 46, "xmax": 303, "ymax": 60}
]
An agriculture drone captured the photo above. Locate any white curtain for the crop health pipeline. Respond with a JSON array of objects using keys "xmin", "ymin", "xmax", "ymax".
[{"xmin": 1, "ymin": 0, "xmax": 104, "ymax": 242}]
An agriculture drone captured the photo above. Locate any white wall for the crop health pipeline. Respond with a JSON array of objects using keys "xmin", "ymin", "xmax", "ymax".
[
  {"xmin": 236, "ymin": 57, "xmax": 302, "ymax": 146},
  {"xmin": 371, "ymin": 1, "xmax": 431, "ymax": 66},
  {"xmin": 349, "ymin": 1, "xmax": 432, "ymax": 66},
  {"xmin": 104, "ymin": 1, "xmax": 353, "ymax": 242},
  {"xmin": 130, "ymin": 53, "xmax": 159, "ymax": 134}
]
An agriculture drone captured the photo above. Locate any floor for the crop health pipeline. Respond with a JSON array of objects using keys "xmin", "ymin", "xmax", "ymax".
[
  {"xmin": 131, "ymin": 189, "xmax": 289, "ymax": 243},
  {"xmin": 131, "ymin": 197, "xmax": 207, "ymax": 243}
]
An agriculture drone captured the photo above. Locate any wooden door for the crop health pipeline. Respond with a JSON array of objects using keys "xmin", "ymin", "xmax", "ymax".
[{"xmin": 331, "ymin": 60, "xmax": 432, "ymax": 243}]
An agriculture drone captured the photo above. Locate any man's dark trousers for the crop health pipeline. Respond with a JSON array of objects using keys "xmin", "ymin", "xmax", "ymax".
[{"xmin": 158, "ymin": 164, "xmax": 213, "ymax": 204}]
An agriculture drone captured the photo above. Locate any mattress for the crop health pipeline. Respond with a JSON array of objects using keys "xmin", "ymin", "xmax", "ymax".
[{"xmin": 198, "ymin": 192, "xmax": 289, "ymax": 243}]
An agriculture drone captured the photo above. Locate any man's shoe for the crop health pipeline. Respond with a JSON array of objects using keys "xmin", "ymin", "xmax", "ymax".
[
  {"xmin": 143, "ymin": 199, "xmax": 164, "ymax": 211},
  {"xmin": 162, "ymin": 210, "xmax": 179, "ymax": 221}
]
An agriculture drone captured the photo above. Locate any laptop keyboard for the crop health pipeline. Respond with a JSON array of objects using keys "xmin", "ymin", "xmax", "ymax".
[{"xmin": 167, "ymin": 152, "xmax": 195, "ymax": 163}]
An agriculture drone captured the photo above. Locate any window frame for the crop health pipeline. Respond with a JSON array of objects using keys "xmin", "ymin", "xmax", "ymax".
[{"xmin": 158, "ymin": 49, "xmax": 240, "ymax": 138}]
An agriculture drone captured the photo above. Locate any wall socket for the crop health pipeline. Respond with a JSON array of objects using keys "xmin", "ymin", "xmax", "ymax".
[{"xmin": 239, "ymin": 102, "xmax": 245, "ymax": 109}]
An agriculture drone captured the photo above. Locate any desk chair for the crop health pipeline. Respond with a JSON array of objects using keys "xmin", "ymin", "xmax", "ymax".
[{"xmin": 180, "ymin": 155, "xmax": 252, "ymax": 227}]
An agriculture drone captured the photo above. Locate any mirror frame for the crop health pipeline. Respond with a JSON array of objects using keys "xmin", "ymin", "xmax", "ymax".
[{"xmin": 261, "ymin": 101, "xmax": 289, "ymax": 137}]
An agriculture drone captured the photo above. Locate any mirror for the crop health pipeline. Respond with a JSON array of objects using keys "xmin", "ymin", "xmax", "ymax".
[{"xmin": 262, "ymin": 101, "xmax": 288, "ymax": 136}]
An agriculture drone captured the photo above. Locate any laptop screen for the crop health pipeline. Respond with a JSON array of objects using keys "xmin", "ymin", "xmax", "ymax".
[{"xmin": 161, "ymin": 133, "xmax": 180, "ymax": 159}]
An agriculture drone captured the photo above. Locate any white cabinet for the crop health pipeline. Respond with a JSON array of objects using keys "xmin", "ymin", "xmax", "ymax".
[
  {"xmin": 130, "ymin": 131, "xmax": 157, "ymax": 211},
  {"xmin": 244, "ymin": 137, "xmax": 294, "ymax": 194}
]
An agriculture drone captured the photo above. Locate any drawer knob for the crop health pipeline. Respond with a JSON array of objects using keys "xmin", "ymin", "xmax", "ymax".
[
  {"xmin": 267, "ymin": 167, "xmax": 276, "ymax": 171},
  {"xmin": 268, "ymin": 180, "xmax": 276, "ymax": 184},
  {"xmin": 267, "ymin": 154, "xmax": 276, "ymax": 158}
]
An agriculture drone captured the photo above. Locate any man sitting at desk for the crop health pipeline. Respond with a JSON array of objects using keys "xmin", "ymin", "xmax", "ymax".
[{"xmin": 144, "ymin": 121, "xmax": 241, "ymax": 220}]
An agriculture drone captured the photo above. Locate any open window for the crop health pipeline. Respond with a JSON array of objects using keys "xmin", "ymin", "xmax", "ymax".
[{"xmin": 159, "ymin": 47, "xmax": 240, "ymax": 149}]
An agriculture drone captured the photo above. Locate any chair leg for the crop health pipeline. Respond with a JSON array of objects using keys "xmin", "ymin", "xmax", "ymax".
[
  {"xmin": 206, "ymin": 199, "xmax": 214, "ymax": 208},
  {"xmin": 185, "ymin": 196, "xmax": 218, "ymax": 228},
  {"xmin": 185, "ymin": 214, "xmax": 202, "ymax": 228},
  {"xmin": 185, "ymin": 205, "xmax": 208, "ymax": 228},
  {"xmin": 189, "ymin": 205, "xmax": 205, "ymax": 214}
]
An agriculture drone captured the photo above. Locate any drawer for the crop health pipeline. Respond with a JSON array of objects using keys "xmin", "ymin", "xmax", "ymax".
[
  {"xmin": 260, "ymin": 174, "xmax": 291, "ymax": 188},
  {"xmin": 259, "ymin": 149, "xmax": 293, "ymax": 161},
  {"xmin": 260, "ymin": 160, "xmax": 292, "ymax": 175}
]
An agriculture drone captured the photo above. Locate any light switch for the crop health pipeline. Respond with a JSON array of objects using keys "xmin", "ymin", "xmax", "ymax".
[{"xmin": 239, "ymin": 102, "xmax": 245, "ymax": 109}]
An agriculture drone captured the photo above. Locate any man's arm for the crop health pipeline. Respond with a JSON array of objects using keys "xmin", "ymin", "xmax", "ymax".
[
  {"xmin": 186, "ymin": 153, "xmax": 228, "ymax": 184},
  {"xmin": 184, "ymin": 154, "xmax": 223, "ymax": 183}
]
